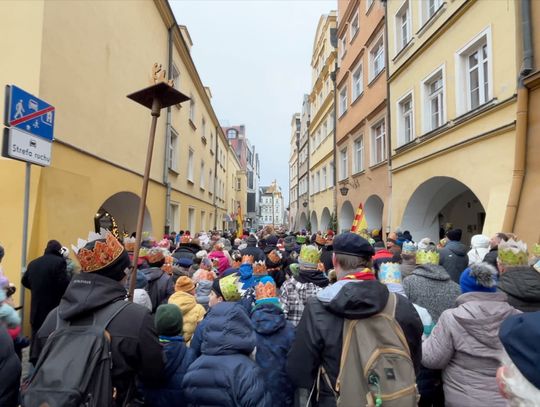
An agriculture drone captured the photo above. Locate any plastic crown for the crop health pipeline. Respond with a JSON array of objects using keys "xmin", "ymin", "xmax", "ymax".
[
  {"xmin": 379, "ymin": 263, "xmax": 402, "ymax": 285},
  {"xmin": 299, "ymin": 245, "xmax": 321, "ymax": 265},
  {"xmin": 415, "ymin": 249, "xmax": 440, "ymax": 265},
  {"xmin": 498, "ymin": 239, "xmax": 529, "ymax": 266}
]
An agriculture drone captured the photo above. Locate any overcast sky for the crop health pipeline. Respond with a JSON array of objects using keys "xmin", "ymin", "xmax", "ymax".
[{"xmin": 170, "ymin": 0, "xmax": 336, "ymax": 203}]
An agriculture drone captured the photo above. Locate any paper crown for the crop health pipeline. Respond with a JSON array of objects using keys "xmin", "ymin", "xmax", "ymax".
[
  {"xmin": 416, "ymin": 249, "xmax": 440, "ymax": 265},
  {"xmin": 253, "ymin": 260, "xmax": 267, "ymax": 276},
  {"xmin": 147, "ymin": 248, "xmax": 166, "ymax": 264},
  {"xmin": 219, "ymin": 274, "xmax": 242, "ymax": 302},
  {"xmin": 158, "ymin": 238, "xmax": 171, "ymax": 249},
  {"xmin": 296, "ymin": 235, "xmax": 307, "ymax": 244},
  {"xmin": 402, "ymin": 241, "xmax": 417, "ymax": 254},
  {"xmin": 255, "ymin": 277, "xmax": 277, "ymax": 303},
  {"xmin": 267, "ymin": 250, "xmax": 282, "ymax": 265},
  {"xmin": 72, "ymin": 229, "xmax": 125, "ymax": 273},
  {"xmin": 498, "ymin": 239, "xmax": 529, "ymax": 266},
  {"xmin": 379, "ymin": 263, "xmax": 402, "ymax": 285},
  {"xmin": 299, "ymin": 245, "xmax": 321, "ymax": 267},
  {"xmin": 180, "ymin": 235, "xmax": 191, "ymax": 244},
  {"xmin": 533, "ymin": 243, "xmax": 540, "ymax": 258},
  {"xmin": 123, "ymin": 237, "xmax": 136, "ymax": 252}
]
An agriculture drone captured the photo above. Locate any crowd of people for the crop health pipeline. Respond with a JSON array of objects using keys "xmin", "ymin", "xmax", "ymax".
[{"xmin": 1, "ymin": 225, "xmax": 540, "ymax": 406}]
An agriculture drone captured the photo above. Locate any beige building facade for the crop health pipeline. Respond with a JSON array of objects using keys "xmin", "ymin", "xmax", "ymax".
[{"xmin": 288, "ymin": 113, "xmax": 300, "ymax": 230}]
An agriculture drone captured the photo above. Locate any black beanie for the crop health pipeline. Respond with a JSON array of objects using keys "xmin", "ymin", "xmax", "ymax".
[
  {"xmin": 446, "ymin": 229, "xmax": 462, "ymax": 242},
  {"xmin": 212, "ymin": 279, "xmax": 223, "ymax": 299}
]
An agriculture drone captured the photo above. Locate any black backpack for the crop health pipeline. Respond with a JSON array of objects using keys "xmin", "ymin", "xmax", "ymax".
[{"xmin": 22, "ymin": 300, "xmax": 129, "ymax": 407}]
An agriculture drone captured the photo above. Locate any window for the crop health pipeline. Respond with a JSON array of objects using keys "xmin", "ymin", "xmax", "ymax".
[
  {"xmin": 352, "ymin": 62, "xmax": 363, "ymax": 101},
  {"xmin": 350, "ymin": 10, "xmax": 359, "ymax": 40},
  {"xmin": 171, "ymin": 64, "xmax": 181, "ymax": 92},
  {"xmin": 423, "ymin": 0, "xmax": 443, "ymax": 23},
  {"xmin": 366, "ymin": 0, "xmax": 374, "ymax": 13},
  {"xmin": 339, "ymin": 148, "xmax": 348, "ymax": 180},
  {"xmin": 318, "ymin": 91, "xmax": 323, "ymax": 107},
  {"xmin": 209, "ymin": 169, "xmax": 214, "ymax": 194},
  {"xmin": 316, "ymin": 171, "xmax": 320, "ymax": 193},
  {"xmin": 329, "ymin": 161, "xmax": 334, "ymax": 187},
  {"xmin": 200, "ymin": 162, "xmax": 205, "ymax": 190},
  {"xmin": 227, "ymin": 129, "xmax": 237, "ymax": 139},
  {"xmin": 201, "ymin": 118, "xmax": 206, "ymax": 140},
  {"xmin": 423, "ymin": 69, "xmax": 445, "ymax": 131},
  {"xmin": 467, "ymin": 43, "xmax": 489, "ymax": 109},
  {"xmin": 311, "ymin": 175, "xmax": 315, "ymax": 195},
  {"xmin": 339, "ymin": 35, "xmax": 347, "ymax": 60},
  {"xmin": 354, "ymin": 136, "xmax": 364, "ymax": 173},
  {"xmin": 398, "ymin": 93, "xmax": 414, "ymax": 145},
  {"xmin": 187, "ymin": 148, "xmax": 194, "ymax": 182},
  {"xmin": 396, "ymin": 1, "xmax": 411, "ymax": 52},
  {"xmin": 322, "ymin": 167, "xmax": 327, "ymax": 190},
  {"xmin": 188, "ymin": 208, "xmax": 195, "ymax": 232},
  {"xmin": 168, "ymin": 127, "xmax": 179, "ymax": 171},
  {"xmin": 370, "ymin": 36, "xmax": 385, "ymax": 80},
  {"xmin": 210, "ymin": 133, "xmax": 214, "ymax": 153},
  {"xmin": 169, "ymin": 202, "xmax": 180, "ymax": 232},
  {"xmin": 236, "ymin": 177, "xmax": 241, "ymax": 191},
  {"xmin": 189, "ymin": 96, "xmax": 195, "ymax": 123},
  {"xmin": 201, "ymin": 211, "xmax": 206, "ymax": 231},
  {"xmin": 339, "ymin": 86, "xmax": 347, "ymax": 117},
  {"xmin": 371, "ymin": 120, "xmax": 387, "ymax": 165}
]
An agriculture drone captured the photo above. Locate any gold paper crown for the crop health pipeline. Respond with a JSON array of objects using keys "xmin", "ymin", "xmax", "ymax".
[
  {"xmin": 123, "ymin": 237, "xmax": 136, "ymax": 252},
  {"xmin": 147, "ymin": 248, "xmax": 166, "ymax": 264},
  {"xmin": 416, "ymin": 249, "xmax": 440, "ymax": 265},
  {"xmin": 299, "ymin": 245, "xmax": 321, "ymax": 266},
  {"xmin": 267, "ymin": 250, "xmax": 282, "ymax": 265},
  {"xmin": 72, "ymin": 229, "xmax": 124, "ymax": 273},
  {"xmin": 533, "ymin": 243, "xmax": 540, "ymax": 258},
  {"xmin": 498, "ymin": 239, "xmax": 529, "ymax": 266},
  {"xmin": 253, "ymin": 261, "xmax": 267, "ymax": 276}
]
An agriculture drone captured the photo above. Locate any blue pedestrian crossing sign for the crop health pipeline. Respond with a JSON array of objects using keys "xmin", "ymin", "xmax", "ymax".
[{"xmin": 5, "ymin": 85, "xmax": 55, "ymax": 141}]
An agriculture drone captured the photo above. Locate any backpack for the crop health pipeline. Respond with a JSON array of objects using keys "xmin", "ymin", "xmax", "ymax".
[
  {"xmin": 315, "ymin": 293, "xmax": 417, "ymax": 407},
  {"xmin": 22, "ymin": 300, "xmax": 129, "ymax": 407},
  {"xmin": 146, "ymin": 273, "xmax": 163, "ymax": 313}
]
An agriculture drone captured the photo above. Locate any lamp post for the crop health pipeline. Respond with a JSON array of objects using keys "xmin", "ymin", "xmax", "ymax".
[{"xmin": 126, "ymin": 64, "xmax": 189, "ymax": 301}]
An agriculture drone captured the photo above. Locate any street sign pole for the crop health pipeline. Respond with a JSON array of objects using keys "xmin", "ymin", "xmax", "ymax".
[{"xmin": 19, "ymin": 162, "xmax": 30, "ymax": 325}]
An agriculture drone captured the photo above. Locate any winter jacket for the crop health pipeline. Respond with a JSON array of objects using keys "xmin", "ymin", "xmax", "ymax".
[
  {"xmin": 483, "ymin": 248, "xmax": 499, "ymax": 270},
  {"xmin": 439, "ymin": 241, "xmax": 469, "ymax": 283},
  {"xmin": 251, "ymin": 304, "xmax": 296, "ymax": 407},
  {"xmin": 400, "ymin": 258, "xmax": 416, "ymax": 278},
  {"xmin": 240, "ymin": 244, "xmax": 266, "ymax": 262},
  {"xmin": 208, "ymin": 250, "xmax": 230, "ymax": 275},
  {"xmin": 422, "ymin": 292, "xmax": 520, "ymax": 407},
  {"xmin": 403, "ymin": 264, "xmax": 461, "ymax": 322},
  {"xmin": 279, "ymin": 269, "xmax": 329, "ymax": 326},
  {"xmin": 182, "ymin": 302, "xmax": 272, "ymax": 407},
  {"xmin": 172, "ymin": 243, "xmax": 201, "ymax": 262},
  {"xmin": 168, "ymin": 291, "xmax": 206, "ymax": 343},
  {"xmin": 133, "ymin": 288, "xmax": 152, "ymax": 311},
  {"xmin": 498, "ymin": 266, "xmax": 540, "ymax": 312},
  {"xmin": 31, "ymin": 273, "xmax": 165, "ymax": 405},
  {"xmin": 287, "ymin": 280, "xmax": 423, "ymax": 406},
  {"xmin": 0, "ymin": 324, "xmax": 21, "ymax": 407},
  {"xmin": 195, "ymin": 280, "xmax": 212, "ymax": 310},
  {"xmin": 320, "ymin": 245, "xmax": 334, "ymax": 272},
  {"xmin": 22, "ymin": 251, "xmax": 69, "ymax": 334},
  {"xmin": 142, "ymin": 336, "xmax": 195, "ymax": 407},
  {"xmin": 142, "ymin": 267, "xmax": 174, "ymax": 313}
]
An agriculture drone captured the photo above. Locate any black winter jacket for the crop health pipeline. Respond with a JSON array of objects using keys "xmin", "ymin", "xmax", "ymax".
[
  {"xmin": 22, "ymin": 251, "xmax": 69, "ymax": 333},
  {"xmin": 498, "ymin": 266, "xmax": 540, "ymax": 312},
  {"xmin": 31, "ymin": 273, "xmax": 165, "ymax": 406},
  {"xmin": 240, "ymin": 244, "xmax": 266, "ymax": 262},
  {"xmin": 287, "ymin": 280, "xmax": 423, "ymax": 406},
  {"xmin": 438, "ymin": 241, "xmax": 469, "ymax": 283},
  {"xmin": 0, "ymin": 325, "xmax": 21, "ymax": 407}
]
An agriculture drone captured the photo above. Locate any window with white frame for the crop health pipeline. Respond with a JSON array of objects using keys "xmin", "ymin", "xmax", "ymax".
[
  {"xmin": 339, "ymin": 86, "xmax": 348, "ymax": 117},
  {"xmin": 209, "ymin": 169, "xmax": 214, "ymax": 194},
  {"xmin": 323, "ymin": 120, "xmax": 328, "ymax": 139},
  {"xmin": 353, "ymin": 136, "xmax": 364, "ymax": 173},
  {"xmin": 200, "ymin": 162, "xmax": 205, "ymax": 190},
  {"xmin": 329, "ymin": 161, "xmax": 334, "ymax": 186},
  {"xmin": 398, "ymin": 93, "xmax": 414, "ymax": 145},
  {"xmin": 201, "ymin": 118, "xmax": 206, "ymax": 140},
  {"xmin": 188, "ymin": 208, "xmax": 195, "ymax": 232},
  {"xmin": 350, "ymin": 10, "xmax": 359, "ymax": 40},
  {"xmin": 316, "ymin": 171, "xmax": 320, "ymax": 193},
  {"xmin": 311, "ymin": 174, "xmax": 315, "ymax": 195},
  {"xmin": 339, "ymin": 35, "xmax": 347, "ymax": 60},
  {"xmin": 189, "ymin": 96, "xmax": 195, "ymax": 123},
  {"xmin": 201, "ymin": 211, "xmax": 206, "ymax": 231},
  {"xmin": 370, "ymin": 35, "xmax": 385, "ymax": 80},
  {"xmin": 339, "ymin": 148, "xmax": 348, "ymax": 180},
  {"xmin": 396, "ymin": 1, "xmax": 411, "ymax": 52},
  {"xmin": 171, "ymin": 64, "xmax": 181, "ymax": 92},
  {"xmin": 169, "ymin": 202, "xmax": 180, "ymax": 232},
  {"xmin": 322, "ymin": 166, "xmax": 327, "ymax": 190},
  {"xmin": 168, "ymin": 127, "xmax": 179, "ymax": 171},
  {"xmin": 422, "ymin": 0, "xmax": 443, "ymax": 25},
  {"xmin": 210, "ymin": 133, "xmax": 214, "ymax": 153},
  {"xmin": 187, "ymin": 148, "xmax": 194, "ymax": 182},
  {"xmin": 366, "ymin": 0, "xmax": 374, "ymax": 13},
  {"xmin": 423, "ymin": 69, "xmax": 445, "ymax": 131},
  {"xmin": 371, "ymin": 120, "xmax": 387, "ymax": 165},
  {"xmin": 352, "ymin": 62, "xmax": 363, "ymax": 101},
  {"xmin": 318, "ymin": 91, "xmax": 323, "ymax": 107}
]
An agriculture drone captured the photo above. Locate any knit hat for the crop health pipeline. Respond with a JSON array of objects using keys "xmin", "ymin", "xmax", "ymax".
[
  {"xmin": 175, "ymin": 276, "xmax": 195, "ymax": 293},
  {"xmin": 446, "ymin": 229, "xmax": 462, "ymax": 242},
  {"xmin": 417, "ymin": 238, "xmax": 435, "ymax": 251},
  {"xmin": 289, "ymin": 263, "xmax": 300, "ymax": 278},
  {"xmin": 255, "ymin": 276, "xmax": 279, "ymax": 306},
  {"xmin": 298, "ymin": 245, "xmax": 321, "ymax": 270},
  {"xmin": 212, "ymin": 274, "xmax": 241, "ymax": 302},
  {"xmin": 499, "ymin": 311, "xmax": 540, "ymax": 390},
  {"xmin": 155, "ymin": 304, "xmax": 183, "ymax": 337},
  {"xmin": 247, "ymin": 235, "xmax": 258, "ymax": 246},
  {"xmin": 284, "ymin": 236, "xmax": 296, "ymax": 251},
  {"xmin": 498, "ymin": 239, "xmax": 529, "ymax": 266},
  {"xmin": 136, "ymin": 270, "xmax": 148, "ymax": 289},
  {"xmin": 196, "ymin": 250, "xmax": 208, "ymax": 259},
  {"xmin": 460, "ymin": 263, "xmax": 497, "ymax": 293},
  {"xmin": 176, "ymin": 257, "xmax": 193, "ymax": 268},
  {"xmin": 470, "ymin": 234, "xmax": 490, "ymax": 249},
  {"xmin": 266, "ymin": 235, "xmax": 278, "ymax": 246}
]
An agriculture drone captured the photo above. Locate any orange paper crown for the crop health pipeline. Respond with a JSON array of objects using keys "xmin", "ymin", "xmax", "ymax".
[
  {"xmin": 72, "ymin": 229, "xmax": 124, "ymax": 273},
  {"xmin": 255, "ymin": 280, "xmax": 277, "ymax": 301},
  {"xmin": 253, "ymin": 261, "xmax": 267, "ymax": 276}
]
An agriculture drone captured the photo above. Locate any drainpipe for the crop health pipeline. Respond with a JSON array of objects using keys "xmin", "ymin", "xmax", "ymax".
[
  {"xmin": 163, "ymin": 24, "xmax": 174, "ymax": 235},
  {"xmin": 383, "ymin": 0, "xmax": 393, "ymax": 238},
  {"xmin": 331, "ymin": 49, "xmax": 338, "ymax": 233},
  {"xmin": 502, "ymin": 0, "xmax": 533, "ymax": 232},
  {"xmin": 213, "ymin": 126, "xmax": 219, "ymax": 230},
  {"xmin": 307, "ymin": 114, "xmax": 311, "ymax": 232}
]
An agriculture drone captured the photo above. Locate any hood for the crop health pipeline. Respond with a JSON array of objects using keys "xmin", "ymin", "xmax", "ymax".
[
  {"xmin": 196, "ymin": 280, "xmax": 212, "ymax": 296},
  {"xmin": 453, "ymin": 291, "xmax": 515, "ymax": 347},
  {"xmin": 168, "ymin": 291, "xmax": 198, "ymax": 313},
  {"xmin": 208, "ymin": 251, "xmax": 230, "ymax": 273},
  {"xmin": 297, "ymin": 269, "xmax": 329, "ymax": 287},
  {"xmin": 58, "ymin": 273, "xmax": 127, "ymax": 321},
  {"xmin": 250, "ymin": 303, "xmax": 286, "ymax": 335},
  {"xmin": 412, "ymin": 264, "xmax": 451, "ymax": 281},
  {"xmin": 499, "ymin": 266, "xmax": 540, "ymax": 302},
  {"xmin": 162, "ymin": 338, "xmax": 188, "ymax": 375},
  {"xmin": 239, "ymin": 263, "xmax": 253, "ymax": 281},
  {"xmin": 317, "ymin": 280, "xmax": 389, "ymax": 319},
  {"xmin": 444, "ymin": 241, "xmax": 468, "ymax": 256},
  {"xmin": 142, "ymin": 267, "xmax": 164, "ymax": 282},
  {"xmin": 178, "ymin": 242, "xmax": 201, "ymax": 252},
  {"xmin": 470, "ymin": 235, "xmax": 490, "ymax": 249},
  {"xmin": 201, "ymin": 302, "xmax": 255, "ymax": 356}
]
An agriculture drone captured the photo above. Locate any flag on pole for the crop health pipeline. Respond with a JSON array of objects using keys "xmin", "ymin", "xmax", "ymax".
[
  {"xmin": 236, "ymin": 203, "xmax": 243, "ymax": 237},
  {"xmin": 350, "ymin": 202, "xmax": 368, "ymax": 233}
]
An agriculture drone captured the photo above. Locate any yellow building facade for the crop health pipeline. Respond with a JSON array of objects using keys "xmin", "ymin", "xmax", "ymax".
[
  {"xmin": 0, "ymin": 0, "xmax": 242, "ymax": 301},
  {"xmin": 308, "ymin": 12, "xmax": 337, "ymax": 233},
  {"xmin": 387, "ymin": 0, "xmax": 521, "ymax": 243}
]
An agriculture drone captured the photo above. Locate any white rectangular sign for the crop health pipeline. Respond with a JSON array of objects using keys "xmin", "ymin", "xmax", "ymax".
[{"xmin": 6, "ymin": 127, "xmax": 52, "ymax": 166}]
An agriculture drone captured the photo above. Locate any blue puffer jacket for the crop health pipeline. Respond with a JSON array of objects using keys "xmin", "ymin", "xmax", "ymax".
[
  {"xmin": 142, "ymin": 336, "xmax": 195, "ymax": 407},
  {"xmin": 251, "ymin": 303, "xmax": 296, "ymax": 407},
  {"xmin": 182, "ymin": 302, "xmax": 272, "ymax": 407}
]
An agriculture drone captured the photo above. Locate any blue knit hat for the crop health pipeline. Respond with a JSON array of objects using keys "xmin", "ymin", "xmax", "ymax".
[
  {"xmin": 459, "ymin": 263, "xmax": 497, "ymax": 294},
  {"xmin": 136, "ymin": 270, "xmax": 148, "ymax": 289}
]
